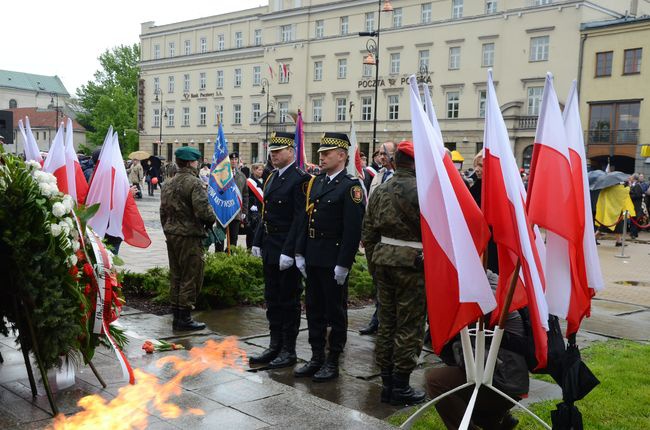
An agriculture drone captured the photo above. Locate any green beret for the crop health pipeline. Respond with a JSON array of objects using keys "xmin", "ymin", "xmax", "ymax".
[{"xmin": 175, "ymin": 146, "xmax": 202, "ymax": 161}]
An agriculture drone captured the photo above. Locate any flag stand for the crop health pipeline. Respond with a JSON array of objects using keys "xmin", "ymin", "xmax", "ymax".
[
  {"xmin": 400, "ymin": 261, "xmax": 551, "ymax": 430},
  {"xmin": 615, "ymin": 211, "xmax": 630, "ymax": 259},
  {"xmin": 226, "ymin": 226, "xmax": 231, "ymax": 256}
]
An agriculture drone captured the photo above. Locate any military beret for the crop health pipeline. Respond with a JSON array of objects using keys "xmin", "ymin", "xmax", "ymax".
[
  {"xmin": 269, "ymin": 131, "xmax": 295, "ymax": 151},
  {"xmin": 318, "ymin": 132, "xmax": 350, "ymax": 152},
  {"xmin": 397, "ymin": 140, "xmax": 414, "ymax": 158},
  {"xmin": 175, "ymin": 146, "xmax": 202, "ymax": 161}
]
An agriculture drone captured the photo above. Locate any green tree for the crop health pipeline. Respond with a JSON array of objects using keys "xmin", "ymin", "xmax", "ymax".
[{"xmin": 76, "ymin": 44, "xmax": 140, "ymax": 155}]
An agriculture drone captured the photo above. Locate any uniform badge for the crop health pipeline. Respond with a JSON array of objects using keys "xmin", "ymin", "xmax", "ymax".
[{"xmin": 350, "ymin": 185, "xmax": 363, "ymax": 204}]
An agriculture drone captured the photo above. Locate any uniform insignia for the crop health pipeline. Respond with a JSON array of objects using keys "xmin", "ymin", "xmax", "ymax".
[
  {"xmin": 350, "ymin": 185, "xmax": 363, "ymax": 204},
  {"xmin": 302, "ymin": 181, "xmax": 309, "ymax": 195}
]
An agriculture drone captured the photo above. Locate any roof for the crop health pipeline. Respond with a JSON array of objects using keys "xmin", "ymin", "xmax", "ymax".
[
  {"xmin": 7, "ymin": 108, "xmax": 85, "ymax": 132},
  {"xmin": 581, "ymin": 14, "xmax": 650, "ymax": 31},
  {"xmin": 0, "ymin": 69, "xmax": 70, "ymax": 96}
]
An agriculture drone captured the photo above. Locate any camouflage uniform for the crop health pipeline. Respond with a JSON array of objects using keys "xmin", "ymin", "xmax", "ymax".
[
  {"xmin": 361, "ymin": 166, "xmax": 426, "ymax": 375},
  {"xmin": 160, "ymin": 166, "xmax": 216, "ymax": 310}
]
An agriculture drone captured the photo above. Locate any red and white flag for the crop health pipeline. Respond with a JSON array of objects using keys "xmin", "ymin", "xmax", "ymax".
[
  {"xmin": 64, "ymin": 118, "xmax": 89, "ymax": 204},
  {"xmin": 43, "ymin": 123, "xmax": 68, "ymax": 194},
  {"xmin": 408, "ymin": 76, "xmax": 496, "ymax": 354},
  {"xmin": 18, "ymin": 117, "xmax": 43, "ymax": 164},
  {"xmin": 247, "ymin": 177, "xmax": 264, "ymax": 204},
  {"xmin": 86, "ymin": 127, "xmax": 115, "ymax": 237},
  {"xmin": 483, "ymin": 70, "xmax": 549, "ymax": 368},
  {"xmin": 267, "ymin": 63, "xmax": 274, "ymax": 80}
]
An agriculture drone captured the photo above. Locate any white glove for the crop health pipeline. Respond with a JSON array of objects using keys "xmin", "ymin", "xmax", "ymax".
[
  {"xmin": 240, "ymin": 213, "xmax": 246, "ymax": 221},
  {"xmin": 279, "ymin": 254, "xmax": 294, "ymax": 271},
  {"xmin": 334, "ymin": 265, "xmax": 349, "ymax": 285},
  {"xmin": 251, "ymin": 246, "xmax": 262, "ymax": 258},
  {"xmin": 295, "ymin": 254, "xmax": 307, "ymax": 278},
  {"xmin": 250, "ymin": 205, "xmax": 258, "ymax": 212}
]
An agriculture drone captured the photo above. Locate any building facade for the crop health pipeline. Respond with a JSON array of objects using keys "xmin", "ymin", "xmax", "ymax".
[
  {"xmin": 5, "ymin": 108, "xmax": 87, "ymax": 154},
  {"xmin": 138, "ymin": 0, "xmax": 647, "ymax": 167},
  {"xmin": 580, "ymin": 14, "xmax": 650, "ymax": 174}
]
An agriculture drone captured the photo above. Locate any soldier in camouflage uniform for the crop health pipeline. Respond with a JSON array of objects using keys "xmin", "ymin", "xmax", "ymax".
[
  {"xmin": 361, "ymin": 140, "xmax": 426, "ymax": 405},
  {"xmin": 160, "ymin": 146, "xmax": 217, "ymax": 331}
]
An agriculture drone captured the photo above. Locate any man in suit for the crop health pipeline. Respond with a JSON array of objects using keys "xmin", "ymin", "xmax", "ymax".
[
  {"xmin": 249, "ymin": 132, "xmax": 310, "ymax": 369},
  {"xmin": 294, "ymin": 132, "xmax": 365, "ymax": 382}
]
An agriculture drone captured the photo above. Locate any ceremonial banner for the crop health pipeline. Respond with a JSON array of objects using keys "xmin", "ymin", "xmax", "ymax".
[
  {"xmin": 208, "ymin": 120, "xmax": 242, "ymax": 227},
  {"xmin": 295, "ymin": 110, "xmax": 306, "ymax": 169}
]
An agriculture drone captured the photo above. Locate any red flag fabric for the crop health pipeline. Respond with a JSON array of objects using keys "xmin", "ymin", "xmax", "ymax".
[
  {"xmin": 43, "ymin": 123, "xmax": 68, "ymax": 194},
  {"xmin": 247, "ymin": 177, "xmax": 264, "ymax": 204},
  {"xmin": 64, "ymin": 118, "xmax": 89, "ymax": 204}
]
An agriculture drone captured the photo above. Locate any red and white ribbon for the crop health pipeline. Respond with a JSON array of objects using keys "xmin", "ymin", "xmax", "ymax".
[{"xmin": 247, "ymin": 178, "xmax": 264, "ymax": 204}]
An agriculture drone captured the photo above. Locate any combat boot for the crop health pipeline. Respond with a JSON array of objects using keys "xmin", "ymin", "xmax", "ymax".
[
  {"xmin": 312, "ymin": 353, "xmax": 339, "ymax": 382},
  {"xmin": 249, "ymin": 332, "xmax": 282, "ymax": 365},
  {"xmin": 294, "ymin": 350, "xmax": 325, "ymax": 377},
  {"xmin": 380, "ymin": 368, "xmax": 393, "ymax": 403},
  {"xmin": 390, "ymin": 373, "xmax": 426, "ymax": 406},
  {"xmin": 173, "ymin": 309, "xmax": 206, "ymax": 331}
]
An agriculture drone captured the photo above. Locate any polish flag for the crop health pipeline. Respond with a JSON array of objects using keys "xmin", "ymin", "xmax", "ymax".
[
  {"xmin": 267, "ymin": 63, "xmax": 274, "ymax": 80},
  {"xmin": 347, "ymin": 119, "xmax": 365, "ymax": 180},
  {"xmin": 63, "ymin": 118, "xmax": 89, "ymax": 204},
  {"xmin": 18, "ymin": 117, "xmax": 43, "ymax": 164},
  {"xmin": 483, "ymin": 70, "xmax": 549, "ymax": 368},
  {"xmin": 422, "ymin": 83, "xmax": 444, "ymax": 142},
  {"xmin": 408, "ymin": 76, "xmax": 496, "ymax": 354},
  {"xmin": 43, "ymin": 123, "xmax": 68, "ymax": 194},
  {"xmin": 281, "ymin": 63, "xmax": 289, "ymax": 79},
  {"xmin": 563, "ymin": 80, "xmax": 604, "ymax": 331},
  {"xmin": 247, "ymin": 178, "xmax": 264, "ymax": 204},
  {"xmin": 87, "ymin": 127, "xmax": 116, "ymax": 237}
]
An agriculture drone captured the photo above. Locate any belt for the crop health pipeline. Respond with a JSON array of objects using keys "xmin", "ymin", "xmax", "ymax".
[
  {"xmin": 308, "ymin": 228, "xmax": 340, "ymax": 239},
  {"xmin": 264, "ymin": 223, "xmax": 290, "ymax": 234},
  {"xmin": 380, "ymin": 236, "xmax": 423, "ymax": 249}
]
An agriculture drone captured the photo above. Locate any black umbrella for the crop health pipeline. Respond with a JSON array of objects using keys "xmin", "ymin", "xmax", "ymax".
[
  {"xmin": 587, "ymin": 170, "xmax": 606, "ymax": 188},
  {"xmin": 590, "ymin": 171, "xmax": 630, "ymax": 191}
]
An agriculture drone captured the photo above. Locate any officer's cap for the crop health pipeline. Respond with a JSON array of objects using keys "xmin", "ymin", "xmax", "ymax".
[
  {"xmin": 175, "ymin": 146, "xmax": 202, "ymax": 161},
  {"xmin": 229, "ymin": 152, "xmax": 240, "ymax": 159},
  {"xmin": 318, "ymin": 132, "xmax": 350, "ymax": 152},
  {"xmin": 269, "ymin": 131, "xmax": 295, "ymax": 151}
]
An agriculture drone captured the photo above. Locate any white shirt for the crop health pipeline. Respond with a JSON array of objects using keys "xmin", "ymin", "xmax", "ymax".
[
  {"xmin": 327, "ymin": 168, "xmax": 345, "ymax": 183},
  {"xmin": 277, "ymin": 161, "xmax": 295, "ymax": 177}
]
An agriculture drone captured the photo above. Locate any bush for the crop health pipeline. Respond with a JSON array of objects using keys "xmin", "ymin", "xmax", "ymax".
[{"xmin": 349, "ymin": 253, "xmax": 374, "ymax": 301}]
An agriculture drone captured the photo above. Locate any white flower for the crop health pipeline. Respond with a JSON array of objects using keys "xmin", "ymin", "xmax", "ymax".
[
  {"xmin": 33, "ymin": 170, "xmax": 48, "ymax": 183},
  {"xmin": 50, "ymin": 223, "xmax": 62, "ymax": 236},
  {"xmin": 62, "ymin": 195, "xmax": 74, "ymax": 213},
  {"xmin": 46, "ymin": 172, "xmax": 57, "ymax": 185},
  {"xmin": 64, "ymin": 217, "xmax": 74, "ymax": 230},
  {"xmin": 67, "ymin": 255, "xmax": 78, "ymax": 267},
  {"xmin": 72, "ymin": 240, "xmax": 80, "ymax": 252},
  {"xmin": 58, "ymin": 220, "xmax": 71, "ymax": 236},
  {"xmin": 26, "ymin": 160, "xmax": 41, "ymax": 171},
  {"xmin": 52, "ymin": 202, "xmax": 66, "ymax": 218}
]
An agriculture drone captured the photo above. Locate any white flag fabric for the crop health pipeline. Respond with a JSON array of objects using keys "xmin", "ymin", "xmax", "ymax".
[
  {"xmin": 106, "ymin": 132, "xmax": 130, "ymax": 239},
  {"xmin": 64, "ymin": 118, "xmax": 79, "ymax": 202},
  {"xmin": 18, "ymin": 118, "xmax": 43, "ymax": 163},
  {"xmin": 86, "ymin": 127, "xmax": 115, "ymax": 237},
  {"xmin": 43, "ymin": 123, "xmax": 67, "ymax": 193}
]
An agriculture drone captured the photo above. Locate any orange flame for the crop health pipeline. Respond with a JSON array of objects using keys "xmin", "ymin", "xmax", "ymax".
[{"xmin": 50, "ymin": 337, "xmax": 247, "ymax": 430}]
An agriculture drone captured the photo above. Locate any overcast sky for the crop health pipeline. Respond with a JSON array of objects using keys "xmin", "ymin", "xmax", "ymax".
[{"xmin": 4, "ymin": 0, "xmax": 266, "ymax": 95}]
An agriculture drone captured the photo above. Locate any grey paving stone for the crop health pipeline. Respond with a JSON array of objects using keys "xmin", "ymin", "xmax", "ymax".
[
  {"xmin": 165, "ymin": 405, "xmax": 269, "ymax": 429},
  {"xmin": 193, "ymin": 377, "xmax": 284, "ymax": 406}
]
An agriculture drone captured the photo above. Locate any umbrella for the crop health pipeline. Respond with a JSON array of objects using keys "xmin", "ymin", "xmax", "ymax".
[
  {"xmin": 587, "ymin": 170, "xmax": 606, "ymax": 188},
  {"xmin": 590, "ymin": 171, "xmax": 630, "ymax": 191},
  {"xmin": 147, "ymin": 156, "xmax": 162, "ymax": 170},
  {"xmin": 128, "ymin": 150, "xmax": 151, "ymax": 160}
]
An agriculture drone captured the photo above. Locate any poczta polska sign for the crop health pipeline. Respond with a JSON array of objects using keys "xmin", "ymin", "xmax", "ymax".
[{"xmin": 357, "ymin": 74, "xmax": 432, "ymax": 88}]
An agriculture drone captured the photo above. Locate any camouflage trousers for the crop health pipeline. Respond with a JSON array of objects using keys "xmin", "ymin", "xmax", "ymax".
[
  {"xmin": 374, "ymin": 264, "xmax": 426, "ymax": 374},
  {"xmin": 166, "ymin": 234, "xmax": 206, "ymax": 310}
]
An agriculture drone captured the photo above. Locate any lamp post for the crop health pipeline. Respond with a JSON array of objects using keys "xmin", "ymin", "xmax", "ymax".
[
  {"xmin": 49, "ymin": 92, "xmax": 59, "ymax": 148},
  {"xmin": 261, "ymin": 78, "xmax": 274, "ymax": 152},
  {"xmin": 154, "ymin": 87, "xmax": 167, "ymax": 157},
  {"xmin": 359, "ymin": 0, "xmax": 393, "ymax": 155}
]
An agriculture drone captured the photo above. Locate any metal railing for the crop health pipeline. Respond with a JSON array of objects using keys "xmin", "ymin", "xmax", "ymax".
[
  {"xmin": 585, "ymin": 129, "xmax": 640, "ymax": 145},
  {"xmin": 517, "ymin": 116, "xmax": 538, "ymax": 129}
]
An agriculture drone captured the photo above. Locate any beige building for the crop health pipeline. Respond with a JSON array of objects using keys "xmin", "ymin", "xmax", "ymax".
[
  {"xmin": 579, "ymin": 14, "xmax": 650, "ymax": 174},
  {"xmin": 138, "ymin": 0, "xmax": 648, "ymax": 167}
]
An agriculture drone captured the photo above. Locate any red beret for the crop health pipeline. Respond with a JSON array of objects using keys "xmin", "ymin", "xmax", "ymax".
[{"xmin": 397, "ymin": 140, "xmax": 414, "ymax": 158}]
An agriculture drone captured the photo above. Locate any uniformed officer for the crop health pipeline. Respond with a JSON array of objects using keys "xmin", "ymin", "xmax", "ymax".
[
  {"xmin": 361, "ymin": 140, "xmax": 426, "ymax": 405},
  {"xmin": 294, "ymin": 132, "xmax": 365, "ymax": 382},
  {"xmin": 249, "ymin": 132, "xmax": 310, "ymax": 369},
  {"xmin": 160, "ymin": 146, "xmax": 217, "ymax": 331}
]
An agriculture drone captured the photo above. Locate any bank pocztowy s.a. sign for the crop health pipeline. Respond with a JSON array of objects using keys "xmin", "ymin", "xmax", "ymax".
[{"xmin": 357, "ymin": 74, "xmax": 432, "ymax": 88}]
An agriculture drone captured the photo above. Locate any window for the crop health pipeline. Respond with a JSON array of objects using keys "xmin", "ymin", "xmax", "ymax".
[
  {"xmin": 153, "ymin": 109, "xmax": 160, "ymax": 127},
  {"xmin": 216, "ymin": 70, "xmax": 224, "ymax": 89},
  {"xmin": 478, "ymin": 90, "xmax": 487, "ymax": 118},
  {"xmin": 168, "ymin": 76, "xmax": 175, "ymax": 93},
  {"xmin": 153, "ymin": 44, "xmax": 161, "ymax": 59},
  {"xmin": 623, "ymin": 48, "xmax": 642, "ymax": 74},
  {"xmin": 444, "ymin": 142, "xmax": 457, "ymax": 151},
  {"xmin": 252, "ymin": 103, "xmax": 261, "ymax": 123},
  {"xmin": 9, "ymin": 99, "xmax": 17, "ymax": 108},
  {"xmin": 529, "ymin": 36, "xmax": 549, "ymax": 62},
  {"xmin": 314, "ymin": 61, "xmax": 323, "ymax": 81},
  {"xmin": 393, "ymin": 8, "xmax": 403, "ymax": 27},
  {"xmin": 315, "ymin": 20, "xmax": 324, "ymax": 38},
  {"xmin": 452, "ymin": 0, "xmax": 463, "ymax": 19},
  {"xmin": 184, "ymin": 40, "xmax": 191, "ymax": 55},
  {"xmin": 200, "ymin": 72, "xmax": 207, "ymax": 90},
  {"xmin": 281, "ymin": 25, "xmax": 294, "ymax": 42},
  {"xmin": 234, "ymin": 68, "xmax": 242, "ymax": 87},
  {"xmin": 253, "ymin": 66, "xmax": 261, "ymax": 85},
  {"xmin": 153, "ymin": 77, "xmax": 160, "ymax": 92},
  {"xmin": 312, "ymin": 98, "xmax": 323, "ymax": 122},
  {"xmin": 200, "ymin": 37, "xmax": 207, "ymax": 53},
  {"xmin": 340, "ymin": 16, "xmax": 349, "ymax": 35},
  {"xmin": 363, "ymin": 63, "xmax": 374, "ymax": 77},
  {"xmin": 254, "ymin": 29, "xmax": 262, "ymax": 46},
  {"xmin": 168, "ymin": 42, "xmax": 175, "ymax": 57},
  {"xmin": 199, "ymin": 106, "xmax": 207, "ymax": 126},
  {"xmin": 361, "ymin": 96, "xmax": 373, "ymax": 121},
  {"xmin": 235, "ymin": 32, "xmax": 243, "ymax": 48},
  {"xmin": 278, "ymin": 102, "xmax": 288, "ymax": 123},
  {"xmin": 482, "ymin": 43, "xmax": 495, "ymax": 67},
  {"xmin": 217, "ymin": 34, "xmax": 225, "ymax": 51},
  {"xmin": 167, "ymin": 108, "xmax": 175, "ymax": 127},
  {"xmin": 279, "ymin": 64, "xmax": 290, "ymax": 83},
  {"xmin": 216, "ymin": 104, "xmax": 224, "ymax": 122},
  {"xmin": 336, "ymin": 98, "xmax": 347, "ymax": 121},
  {"xmin": 388, "ymin": 95, "xmax": 399, "ymax": 120},
  {"xmin": 588, "ymin": 102, "xmax": 640, "ymax": 144},
  {"xmin": 533, "ymin": 0, "xmax": 552, "ymax": 5},
  {"xmin": 337, "ymin": 58, "xmax": 348, "ymax": 79},
  {"xmin": 233, "ymin": 104, "xmax": 241, "ymax": 124},
  {"xmin": 184, "ymin": 74, "xmax": 190, "ymax": 92},
  {"xmin": 390, "ymin": 53, "xmax": 400, "ymax": 74},
  {"xmin": 418, "ymin": 50, "xmax": 430, "ymax": 72},
  {"xmin": 421, "ymin": 3, "xmax": 432, "ymax": 24},
  {"xmin": 365, "ymin": 12, "xmax": 375, "ymax": 32},
  {"xmin": 251, "ymin": 142, "xmax": 259, "ymax": 162},
  {"xmin": 449, "ymin": 47, "xmax": 461, "ymax": 70},
  {"xmin": 183, "ymin": 107, "xmax": 190, "ymax": 126},
  {"xmin": 595, "ymin": 51, "xmax": 613, "ymax": 77},
  {"xmin": 486, "ymin": 1, "xmax": 497, "ymax": 13},
  {"xmin": 447, "ymin": 92, "xmax": 460, "ymax": 118},
  {"xmin": 527, "ymin": 86, "xmax": 544, "ymax": 116}
]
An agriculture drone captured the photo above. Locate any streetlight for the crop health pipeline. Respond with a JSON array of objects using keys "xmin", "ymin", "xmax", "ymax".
[
  {"xmin": 154, "ymin": 87, "xmax": 167, "ymax": 157},
  {"xmin": 49, "ymin": 92, "xmax": 59, "ymax": 148},
  {"xmin": 261, "ymin": 78, "xmax": 275, "ymax": 152},
  {"xmin": 359, "ymin": 0, "xmax": 393, "ymax": 155}
]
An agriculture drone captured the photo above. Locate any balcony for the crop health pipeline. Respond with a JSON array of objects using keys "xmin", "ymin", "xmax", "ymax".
[
  {"xmin": 585, "ymin": 129, "xmax": 640, "ymax": 159},
  {"xmin": 517, "ymin": 116, "xmax": 538, "ymax": 129}
]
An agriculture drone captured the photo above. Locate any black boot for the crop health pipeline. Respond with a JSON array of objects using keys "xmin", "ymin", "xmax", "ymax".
[
  {"xmin": 172, "ymin": 308, "xmax": 179, "ymax": 328},
  {"xmin": 249, "ymin": 333, "xmax": 282, "ymax": 365},
  {"xmin": 294, "ymin": 350, "xmax": 325, "ymax": 377},
  {"xmin": 173, "ymin": 309, "xmax": 206, "ymax": 331},
  {"xmin": 359, "ymin": 322, "xmax": 379, "ymax": 335},
  {"xmin": 268, "ymin": 348, "xmax": 297, "ymax": 369},
  {"xmin": 390, "ymin": 373, "xmax": 426, "ymax": 406},
  {"xmin": 380, "ymin": 368, "xmax": 393, "ymax": 403},
  {"xmin": 312, "ymin": 353, "xmax": 339, "ymax": 382}
]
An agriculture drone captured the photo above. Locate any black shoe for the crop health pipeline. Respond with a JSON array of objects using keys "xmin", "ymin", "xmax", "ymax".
[
  {"xmin": 173, "ymin": 309, "xmax": 206, "ymax": 331},
  {"xmin": 268, "ymin": 350, "xmax": 297, "ymax": 369},
  {"xmin": 380, "ymin": 369, "xmax": 392, "ymax": 403},
  {"xmin": 390, "ymin": 373, "xmax": 426, "ymax": 406},
  {"xmin": 294, "ymin": 352, "xmax": 325, "ymax": 377},
  {"xmin": 312, "ymin": 361, "xmax": 339, "ymax": 382},
  {"xmin": 615, "ymin": 241, "xmax": 623, "ymax": 247},
  {"xmin": 249, "ymin": 348, "xmax": 281, "ymax": 365},
  {"xmin": 359, "ymin": 323, "xmax": 379, "ymax": 335}
]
